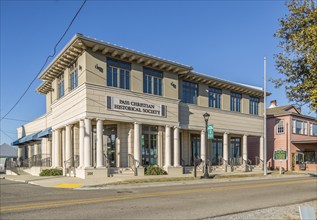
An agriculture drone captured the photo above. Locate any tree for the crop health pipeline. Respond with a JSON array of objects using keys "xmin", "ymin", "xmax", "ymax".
[{"xmin": 272, "ymin": 0, "xmax": 317, "ymax": 111}]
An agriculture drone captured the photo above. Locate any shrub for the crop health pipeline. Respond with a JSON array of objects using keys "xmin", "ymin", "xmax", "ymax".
[
  {"xmin": 40, "ymin": 168, "xmax": 63, "ymax": 176},
  {"xmin": 145, "ymin": 165, "xmax": 167, "ymax": 175}
]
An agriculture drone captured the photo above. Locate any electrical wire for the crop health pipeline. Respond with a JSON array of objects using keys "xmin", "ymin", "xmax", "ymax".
[{"xmin": 0, "ymin": 0, "xmax": 87, "ymax": 122}]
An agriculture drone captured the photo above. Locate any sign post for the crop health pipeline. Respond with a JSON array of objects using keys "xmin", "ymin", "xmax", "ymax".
[
  {"xmin": 273, "ymin": 149, "xmax": 287, "ymax": 175},
  {"xmin": 207, "ymin": 124, "xmax": 214, "ymax": 140}
]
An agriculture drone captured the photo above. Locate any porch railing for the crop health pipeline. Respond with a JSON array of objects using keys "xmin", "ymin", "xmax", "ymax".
[{"xmin": 128, "ymin": 154, "xmax": 138, "ymax": 176}]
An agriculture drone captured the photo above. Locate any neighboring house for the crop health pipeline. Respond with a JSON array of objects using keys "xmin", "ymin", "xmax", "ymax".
[
  {"xmin": 12, "ymin": 34, "xmax": 265, "ymax": 179},
  {"xmin": 267, "ymin": 100, "xmax": 317, "ymax": 171},
  {"xmin": 0, "ymin": 143, "xmax": 18, "ymax": 172}
]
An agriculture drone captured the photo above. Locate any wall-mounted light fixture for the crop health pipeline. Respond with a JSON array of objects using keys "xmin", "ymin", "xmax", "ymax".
[
  {"xmin": 95, "ymin": 64, "xmax": 103, "ymax": 73},
  {"xmin": 171, "ymin": 82, "xmax": 176, "ymax": 89}
]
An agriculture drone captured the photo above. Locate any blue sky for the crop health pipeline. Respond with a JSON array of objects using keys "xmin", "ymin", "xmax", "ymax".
[{"xmin": 0, "ymin": 0, "xmax": 315, "ymax": 144}]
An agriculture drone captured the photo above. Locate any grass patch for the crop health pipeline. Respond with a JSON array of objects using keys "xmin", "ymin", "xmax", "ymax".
[
  {"xmin": 106, "ymin": 177, "xmax": 198, "ymax": 185},
  {"xmin": 213, "ymin": 173, "xmax": 265, "ymax": 179}
]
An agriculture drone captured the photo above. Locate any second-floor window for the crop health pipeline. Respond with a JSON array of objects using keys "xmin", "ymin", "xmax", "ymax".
[
  {"xmin": 107, "ymin": 58, "xmax": 131, "ymax": 90},
  {"xmin": 249, "ymin": 96, "xmax": 259, "ymax": 115},
  {"xmin": 230, "ymin": 92, "xmax": 241, "ymax": 112},
  {"xmin": 208, "ymin": 87, "xmax": 221, "ymax": 109},
  {"xmin": 310, "ymin": 123, "xmax": 317, "ymax": 136},
  {"xmin": 70, "ymin": 62, "xmax": 78, "ymax": 90},
  {"xmin": 58, "ymin": 74, "xmax": 64, "ymax": 98},
  {"xmin": 276, "ymin": 119, "xmax": 284, "ymax": 134},
  {"xmin": 143, "ymin": 67, "xmax": 163, "ymax": 96},
  {"xmin": 182, "ymin": 81, "xmax": 197, "ymax": 104},
  {"xmin": 292, "ymin": 119, "xmax": 308, "ymax": 135}
]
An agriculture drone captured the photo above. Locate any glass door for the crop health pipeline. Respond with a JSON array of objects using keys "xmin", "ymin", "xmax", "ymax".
[
  {"xmin": 191, "ymin": 134, "xmax": 201, "ymax": 165},
  {"xmin": 142, "ymin": 126, "xmax": 158, "ymax": 166},
  {"xmin": 230, "ymin": 137, "xmax": 241, "ymax": 165},
  {"xmin": 211, "ymin": 136, "xmax": 223, "ymax": 165},
  {"xmin": 105, "ymin": 125, "xmax": 117, "ymax": 167}
]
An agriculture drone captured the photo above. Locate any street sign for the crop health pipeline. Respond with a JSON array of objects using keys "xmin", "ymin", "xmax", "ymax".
[
  {"xmin": 207, "ymin": 124, "xmax": 214, "ymax": 139},
  {"xmin": 274, "ymin": 149, "xmax": 287, "ymax": 160}
]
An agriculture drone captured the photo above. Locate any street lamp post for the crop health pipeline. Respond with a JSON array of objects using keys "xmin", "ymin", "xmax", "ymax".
[{"xmin": 203, "ymin": 112, "xmax": 210, "ymax": 179}]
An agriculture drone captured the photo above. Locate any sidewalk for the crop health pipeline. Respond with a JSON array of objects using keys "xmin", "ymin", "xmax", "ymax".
[{"xmin": 1, "ymin": 170, "xmax": 314, "ymax": 190}]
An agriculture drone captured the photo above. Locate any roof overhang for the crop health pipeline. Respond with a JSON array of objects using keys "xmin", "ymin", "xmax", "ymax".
[
  {"xmin": 180, "ymin": 71, "xmax": 267, "ymax": 97},
  {"xmin": 37, "ymin": 34, "xmax": 193, "ymax": 95},
  {"xmin": 291, "ymin": 140, "xmax": 317, "ymax": 144}
]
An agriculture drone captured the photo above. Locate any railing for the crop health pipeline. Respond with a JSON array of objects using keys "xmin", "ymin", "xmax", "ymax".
[
  {"xmin": 73, "ymin": 155, "xmax": 79, "ymax": 168},
  {"xmin": 63, "ymin": 157, "xmax": 75, "ymax": 177},
  {"xmin": 229, "ymin": 157, "xmax": 242, "ymax": 166},
  {"xmin": 128, "ymin": 154, "xmax": 138, "ymax": 176},
  {"xmin": 103, "ymin": 153, "xmax": 110, "ymax": 168},
  {"xmin": 243, "ymin": 159, "xmax": 253, "ymax": 172},
  {"xmin": 19, "ymin": 154, "xmax": 51, "ymax": 168}
]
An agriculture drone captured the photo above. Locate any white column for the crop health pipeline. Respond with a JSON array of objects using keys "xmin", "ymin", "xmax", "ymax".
[
  {"xmin": 18, "ymin": 147, "xmax": 22, "ymax": 160},
  {"xmin": 65, "ymin": 125, "xmax": 72, "ymax": 167},
  {"xmin": 201, "ymin": 130, "xmax": 206, "ymax": 163},
  {"xmin": 55, "ymin": 129, "xmax": 61, "ymax": 167},
  {"xmin": 223, "ymin": 132, "xmax": 228, "ymax": 167},
  {"xmin": 173, "ymin": 127, "xmax": 180, "ymax": 167},
  {"xmin": 34, "ymin": 143, "xmax": 39, "ymax": 156},
  {"xmin": 79, "ymin": 120, "xmax": 84, "ymax": 168},
  {"xmin": 243, "ymin": 135, "xmax": 248, "ymax": 170},
  {"xmin": 128, "ymin": 124, "xmax": 133, "ymax": 167},
  {"xmin": 47, "ymin": 139, "xmax": 52, "ymax": 157},
  {"xmin": 134, "ymin": 122, "xmax": 141, "ymax": 166},
  {"xmin": 165, "ymin": 125, "xmax": 171, "ymax": 168},
  {"xmin": 84, "ymin": 118, "xmax": 92, "ymax": 168},
  {"xmin": 51, "ymin": 130, "xmax": 55, "ymax": 167},
  {"xmin": 96, "ymin": 119, "xmax": 104, "ymax": 168},
  {"xmin": 260, "ymin": 136, "xmax": 264, "ymax": 169}
]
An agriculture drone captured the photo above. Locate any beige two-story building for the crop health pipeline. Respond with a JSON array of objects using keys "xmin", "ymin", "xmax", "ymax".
[{"xmin": 13, "ymin": 34, "xmax": 265, "ymax": 178}]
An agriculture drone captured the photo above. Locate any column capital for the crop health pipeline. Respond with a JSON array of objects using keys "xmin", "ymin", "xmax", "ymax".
[
  {"xmin": 201, "ymin": 130, "xmax": 206, "ymax": 134},
  {"xmin": 134, "ymin": 122, "xmax": 141, "ymax": 125},
  {"xmin": 96, "ymin": 118, "xmax": 105, "ymax": 121},
  {"xmin": 173, "ymin": 126, "xmax": 180, "ymax": 129}
]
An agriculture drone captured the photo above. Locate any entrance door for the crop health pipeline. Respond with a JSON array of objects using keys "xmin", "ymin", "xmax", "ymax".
[
  {"xmin": 230, "ymin": 137, "xmax": 241, "ymax": 165},
  {"xmin": 105, "ymin": 125, "xmax": 117, "ymax": 167},
  {"xmin": 142, "ymin": 126, "xmax": 158, "ymax": 166},
  {"xmin": 212, "ymin": 136, "xmax": 223, "ymax": 165},
  {"xmin": 191, "ymin": 134, "xmax": 201, "ymax": 165}
]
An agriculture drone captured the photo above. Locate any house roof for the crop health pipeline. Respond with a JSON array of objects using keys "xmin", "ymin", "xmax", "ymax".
[
  {"xmin": 0, "ymin": 143, "xmax": 18, "ymax": 158},
  {"xmin": 267, "ymin": 105, "xmax": 316, "ymax": 120},
  {"xmin": 267, "ymin": 105, "xmax": 296, "ymax": 115}
]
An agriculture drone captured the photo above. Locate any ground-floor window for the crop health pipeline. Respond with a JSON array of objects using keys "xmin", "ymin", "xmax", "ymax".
[
  {"xmin": 211, "ymin": 136, "xmax": 223, "ymax": 165},
  {"xmin": 296, "ymin": 151, "xmax": 317, "ymax": 164},
  {"xmin": 191, "ymin": 134, "xmax": 200, "ymax": 165},
  {"xmin": 142, "ymin": 125, "xmax": 158, "ymax": 166}
]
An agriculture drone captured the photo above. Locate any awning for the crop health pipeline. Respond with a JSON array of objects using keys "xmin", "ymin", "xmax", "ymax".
[
  {"xmin": 37, "ymin": 127, "xmax": 52, "ymax": 138},
  {"xmin": 12, "ymin": 131, "xmax": 42, "ymax": 146}
]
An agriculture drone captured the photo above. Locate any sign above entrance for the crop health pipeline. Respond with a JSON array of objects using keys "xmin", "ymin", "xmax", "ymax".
[
  {"xmin": 274, "ymin": 149, "xmax": 287, "ymax": 160},
  {"xmin": 107, "ymin": 96, "xmax": 165, "ymax": 117},
  {"xmin": 207, "ymin": 124, "xmax": 214, "ymax": 139}
]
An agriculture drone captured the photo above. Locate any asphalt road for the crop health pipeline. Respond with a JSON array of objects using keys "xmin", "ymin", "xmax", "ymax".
[{"xmin": 0, "ymin": 176, "xmax": 316, "ymax": 219}]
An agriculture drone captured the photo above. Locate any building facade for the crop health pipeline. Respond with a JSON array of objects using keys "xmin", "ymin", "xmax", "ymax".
[
  {"xmin": 267, "ymin": 100, "xmax": 317, "ymax": 171},
  {"xmin": 13, "ymin": 34, "xmax": 265, "ymax": 178}
]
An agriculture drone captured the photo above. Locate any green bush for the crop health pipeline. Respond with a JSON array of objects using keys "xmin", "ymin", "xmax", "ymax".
[
  {"xmin": 39, "ymin": 168, "xmax": 63, "ymax": 176},
  {"xmin": 145, "ymin": 165, "xmax": 167, "ymax": 175}
]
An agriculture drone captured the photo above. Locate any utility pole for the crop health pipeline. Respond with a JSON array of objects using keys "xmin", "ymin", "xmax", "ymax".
[{"xmin": 264, "ymin": 57, "xmax": 267, "ymax": 176}]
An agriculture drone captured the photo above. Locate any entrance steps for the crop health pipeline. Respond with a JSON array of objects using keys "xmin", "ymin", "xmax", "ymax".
[{"xmin": 109, "ymin": 167, "xmax": 135, "ymax": 177}]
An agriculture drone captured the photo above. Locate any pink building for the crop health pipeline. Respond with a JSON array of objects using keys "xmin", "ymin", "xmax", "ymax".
[{"xmin": 267, "ymin": 100, "xmax": 317, "ymax": 172}]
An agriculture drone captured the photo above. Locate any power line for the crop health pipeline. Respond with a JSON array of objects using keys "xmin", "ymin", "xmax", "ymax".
[
  {"xmin": 0, "ymin": 0, "xmax": 87, "ymax": 122},
  {"xmin": 0, "ymin": 129, "xmax": 15, "ymax": 141},
  {"xmin": 1, "ymin": 117, "xmax": 30, "ymax": 122}
]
